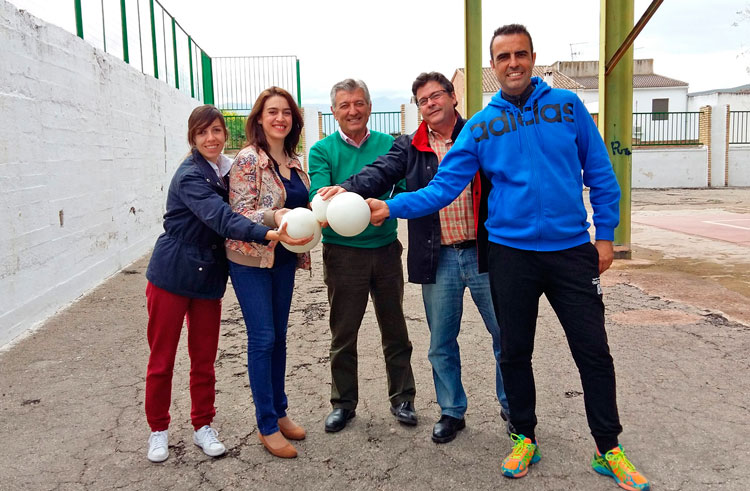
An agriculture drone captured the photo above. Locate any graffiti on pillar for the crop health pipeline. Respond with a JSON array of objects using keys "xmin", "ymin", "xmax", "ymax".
[{"xmin": 610, "ymin": 140, "xmax": 631, "ymax": 156}]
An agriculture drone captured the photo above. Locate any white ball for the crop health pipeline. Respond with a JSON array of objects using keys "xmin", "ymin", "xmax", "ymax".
[
  {"xmin": 281, "ymin": 222, "xmax": 321, "ymax": 253},
  {"xmin": 311, "ymin": 193, "xmax": 330, "ymax": 223},
  {"xmin": 279, "ymin": 208, "xmax": 317, "ymax": 239},
  {"xmin": 326, "ymin": 192, "xmax": 371, "ymax": 237}
]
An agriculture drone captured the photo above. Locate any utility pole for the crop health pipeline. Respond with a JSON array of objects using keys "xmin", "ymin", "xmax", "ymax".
[{"xmin": 599, "ymin": 0, "xmax": 663, "ymax": 259}]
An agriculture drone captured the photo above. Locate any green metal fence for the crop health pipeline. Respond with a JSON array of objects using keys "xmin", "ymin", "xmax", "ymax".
[
  {"xmin": 72, "ymin": 0, "xmax": 210, "ymax": 101},
  {"xmin": 320, "ymin": 111, "xmax": 403, "ymax": 139},
  {"xmin": 729, "ymin": 111, "xmax": 750, "ymax": 144},
  {"xmin": 214, "ymin": 56, "xmax": 302, "ymax": 152},
  {"xmin": 632, "ymin": 112, "xmax": 701, "ymax": 146},
  {"xmin": 56, "ymin": 3, "xmax": 304, "ymax": 114},
  {"xmin": 213, "ymin": 56, "xmax": 301, "ymax": 111},
  {"xmin": 223, "ymin": 114, "xmax": 247, "ymax": 152}
]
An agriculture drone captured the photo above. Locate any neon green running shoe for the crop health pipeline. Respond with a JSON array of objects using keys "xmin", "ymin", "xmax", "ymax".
[
  {"xmin": 592, "ymin": 445, "xmax": 650, "ymax": 490},
  {"xmin": 500, "ymin": 433, "xmax": 540, "ymax": 478}
]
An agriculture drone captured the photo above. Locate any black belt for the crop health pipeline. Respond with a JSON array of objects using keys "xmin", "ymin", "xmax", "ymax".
[{"xmin": 442, "ymin": 240, "xmax": 476, "ymax": 250}]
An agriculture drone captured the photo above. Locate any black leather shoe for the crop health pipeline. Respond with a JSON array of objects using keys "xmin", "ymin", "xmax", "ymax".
[
  {"xmin": 431, "ymin": 415, "xmax": 466, "ymax": 443},
  {"xmin": 324, "ymin": 408, "xmax": 355, "ymax": 433},
  {"xmin": 390, "ymin": 401, "xmax": 417, "ymax": 426}
]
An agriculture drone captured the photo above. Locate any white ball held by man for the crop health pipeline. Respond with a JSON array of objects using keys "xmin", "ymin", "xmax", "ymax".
[
  {"xmin": 311, "ymin": 193, "xmax": 330, "ymax": 223},
  {"xmin": 326, "ymin": 192, "xmax": 370, "ymax": 237}
]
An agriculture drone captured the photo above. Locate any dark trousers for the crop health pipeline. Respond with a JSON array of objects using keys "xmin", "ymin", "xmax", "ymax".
[
  {"xmin": 488, "ymin": 242, "xmax": 622, "ymax": 452},
  {"xmin": 323, "ymin": 240, "xmax": 416, "ymax": 410}
]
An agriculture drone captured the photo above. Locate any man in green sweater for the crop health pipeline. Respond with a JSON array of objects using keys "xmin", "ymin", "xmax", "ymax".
[{"xmin": 308, "ymin": 79, "xmax": 417, "ymax": 433}]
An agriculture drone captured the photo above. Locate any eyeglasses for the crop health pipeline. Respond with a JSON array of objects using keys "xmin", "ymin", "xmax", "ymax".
[{"xmin": 417, "ymin": 90, "xmax": 448, "ymax": 107}]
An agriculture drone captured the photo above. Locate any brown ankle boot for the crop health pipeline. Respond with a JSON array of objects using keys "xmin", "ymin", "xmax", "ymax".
[{"xmin": 258, "ymin": 431, "xmax": 297, "ymax": 459}]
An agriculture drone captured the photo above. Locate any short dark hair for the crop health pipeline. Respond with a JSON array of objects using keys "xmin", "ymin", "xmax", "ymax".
[
  {"xmin": 411, "ymin": 72, "xmax": 454, "ymax": 97},
  {"xmin": 245, "ymin": 86, "xmax": 304, "ymax": 157},
  {"xmin": 187, "ymin": 105, "xmax": 227, "ymax": 147},
  {"xmin": 489, "ymin": 24, "xmax": 534, "ymax": 60},
  {"xmin": 411, "ymin": 72, "xmax": 457, "ymax": 108}
]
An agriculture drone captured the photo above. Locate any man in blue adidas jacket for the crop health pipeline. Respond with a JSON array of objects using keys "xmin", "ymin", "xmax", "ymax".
[{"xmin": 367, "ymin": 24, "xmax": 650, "ymax": 491}]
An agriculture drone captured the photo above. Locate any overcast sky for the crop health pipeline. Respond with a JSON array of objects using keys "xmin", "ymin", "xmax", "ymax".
[{"xmin": 11, "ymin": 0, "xmax": 750, "ymax": 108}]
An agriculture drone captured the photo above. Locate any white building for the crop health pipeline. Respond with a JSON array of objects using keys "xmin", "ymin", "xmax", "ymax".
[
  {"xmin": 452, "ymin": 59, "xmax": 688, "ymax": 115},
  {"xmin": 687, "ymin": 84, "xmax": 750, "ymax": 112}
]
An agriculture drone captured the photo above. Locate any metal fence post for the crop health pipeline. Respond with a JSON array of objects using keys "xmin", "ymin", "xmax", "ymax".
[
  {"xmin": 201, "ymin": 51, "xmax": 214, "ymax": 104},
  {"xmin": 171, "ymin": 17, "xmax": 178, "ymax": 89},
  {"xmin": 100, "ymin": 0, "xmax": 107, "ymax": 53},
  {"xmin": 120, "ymin": 0, "xmax": 129, "ymax": 63},
  {"xmin": 149, "ymin": 0, "xmax": 158, "ymax": 78},
  {"xmin": 188, "ymin": 36, "xmax": 194, "ymax": 98},
  {"xmin": 74, "ymin": 0, "xmax": 84, "ymax": 38},
  {"xmin": 296, "ymin": 59, "xmax": 302, "ymax": 106}
]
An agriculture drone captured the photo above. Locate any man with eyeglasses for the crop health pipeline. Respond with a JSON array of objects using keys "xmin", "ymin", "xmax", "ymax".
[
  {"xmin": 308, "ymin": 78, "xmax": 417, "ymax": 434},
  {"xmin": 365, "ymin": 25, "xmax": 650, "ymax": 490},
  {"xmin": 318, "ymin": 72, "xmax": 510, "ymax": 445}
]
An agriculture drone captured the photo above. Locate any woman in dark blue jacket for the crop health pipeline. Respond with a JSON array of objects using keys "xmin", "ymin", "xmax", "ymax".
[{"xmin": 143, "ymin": 105, "xmax": 309, "ymax": 463}]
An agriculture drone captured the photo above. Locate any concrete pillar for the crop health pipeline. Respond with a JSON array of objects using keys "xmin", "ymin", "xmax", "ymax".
[
  {"xmin": 709, "ymin": 104, "xmax": 728, "ymax": 187},
  {"xmin": 301, "ymin": 104, "xmax": 320, "ymax": 171},
  {"xmin": 404, "ymin": 103, "xmax": 419, "ymax": 134},
  {"xmin": 699, "ymin": 105, "xmax": 712, "ymax": 186}
]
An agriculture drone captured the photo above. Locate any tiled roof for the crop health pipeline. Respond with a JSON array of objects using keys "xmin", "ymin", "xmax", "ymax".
[
  {"xmin": 455, "ymin": 66, "xmax": 585, "ymax": 92},
  {"xmin": 532, "ymin": 66, "xmax": 584, "ymax": 89},
  {"xmin": 689, "ymin": 83, "xmax": 750, "ymax": 96},
  {"xmin": 573, "ymin": 74, "xmax": 688, "ymax": 89}
]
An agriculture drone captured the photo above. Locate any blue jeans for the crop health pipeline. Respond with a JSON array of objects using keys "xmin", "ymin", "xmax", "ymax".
[
  {"xmin": 229, "ymin": 259, "xmax": 296, "ymax": 436},
  {"xmin": 421, "ymin": 245, "xmax": 508, "ymax": 419}
]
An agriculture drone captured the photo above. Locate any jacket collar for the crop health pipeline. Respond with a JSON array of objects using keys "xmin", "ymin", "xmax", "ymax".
[
  {"xmin": 191, "ymin": 147, "xmax": 229, "ymax": 190},
  {"xmin": 412, "ymin": 111, "xmax": 466, "ymax": 153}
]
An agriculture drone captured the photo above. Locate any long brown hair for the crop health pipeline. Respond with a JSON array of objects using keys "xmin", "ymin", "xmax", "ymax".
[
  {"xmin": 245, "ymin": 87, "xmax": 303, "ymax": 157},
  {"xmin": 187, "ymin": 105, "xmax": 228, "ymax": 147}
]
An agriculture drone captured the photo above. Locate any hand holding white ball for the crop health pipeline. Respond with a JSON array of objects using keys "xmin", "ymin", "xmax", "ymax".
[
  {"xmin": 311, "ymin": 193, "xmax": 330, "ymax": 223},
  {"xmin": 325, "ymin": 192, "xmax": 371, "ymax": 237},
  {"xmin": 279, "ymin": 208, "xmax": 320, "ymax": 253}
]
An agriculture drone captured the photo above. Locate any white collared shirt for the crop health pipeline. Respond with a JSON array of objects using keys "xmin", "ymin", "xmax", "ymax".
[
  {"xmin": 338, "ymin": 128, "xmax": 371, "ymax": 148},
  {"xmin": 207, "ymin": 154, "xmax": 233, "ymax": 179}
]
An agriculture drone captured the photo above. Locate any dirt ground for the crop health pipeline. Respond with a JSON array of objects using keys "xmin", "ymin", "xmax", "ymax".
[{"xmin": 1, "ymin": 188, "xmax": 748, "ymax": 490}]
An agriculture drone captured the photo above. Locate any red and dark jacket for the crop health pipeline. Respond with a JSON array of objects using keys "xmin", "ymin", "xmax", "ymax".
[{"xmin": 342, "ymin": 116, "xmax": 491, "ymax": 284}]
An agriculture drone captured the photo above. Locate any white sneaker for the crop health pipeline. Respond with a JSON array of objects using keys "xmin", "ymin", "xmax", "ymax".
[
  {"xmin": 193, "ymin": 425, "xmax": 226, "ymax": 457},
  {"xmin": 147, "ymin": 430, "xmax": 169, "ymax": 463}
]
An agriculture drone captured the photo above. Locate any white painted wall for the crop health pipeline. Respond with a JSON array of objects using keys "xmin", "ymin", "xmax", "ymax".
[
  {"xmin": 302, "ymin": 104, "xmax": 320, "ymax": 171},
  {"xmin": 633, "ymin": 87, "xmax": 688, "ymax": 113},
  {"xmin": 631, "ymin": 147, "xmax": 708, "ymax": 188},
  {"xmin": 404, "ymin": 103, "xmax": 419, "ymax": 134},
  {"xmin": 710, "ymin": 105, "xmax": 729, "ymax": 187},
  {"xmin": 0, "ymin": 0, "xmax": 200, "ymax": 348},
  {"xmin": 689, "ymin": 92, "xmax": 750, "ymax": 112},
  {"xmin": 728, "ymin": 146, "xmax": 750, "ymax": 186}
]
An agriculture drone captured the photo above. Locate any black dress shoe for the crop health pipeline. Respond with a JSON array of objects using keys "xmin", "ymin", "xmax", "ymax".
[
  {"xmin": 324, "ymin": 408, "xmax": 355, "ymax": 433},
  {"xmin": 432, "ymin": 415, "xmax": 466, "ymax": 443},
  {"xmin": 390, "ymin": 401, "xmax": 417, "ymax": 426}
]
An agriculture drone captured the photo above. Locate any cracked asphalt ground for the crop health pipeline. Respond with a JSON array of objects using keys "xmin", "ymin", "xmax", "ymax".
[{"xmin": 1, "ymin": 188, "xmax": 748, "ymax": 490}]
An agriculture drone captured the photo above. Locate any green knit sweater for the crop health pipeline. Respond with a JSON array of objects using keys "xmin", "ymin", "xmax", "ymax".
[{"xmin": 308, "ymin": 130, "xmax": 398, "ymax": 248}]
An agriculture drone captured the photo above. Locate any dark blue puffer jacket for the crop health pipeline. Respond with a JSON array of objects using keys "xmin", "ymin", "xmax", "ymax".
[{"xmin": 146, "ymin": 148, "xmax": 270, "ymax": 298}]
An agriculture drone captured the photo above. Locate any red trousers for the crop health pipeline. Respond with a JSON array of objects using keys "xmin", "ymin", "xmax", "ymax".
[{"xmin": 145, "ymin": 282, "xmax": 222, "ymax": 431}]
